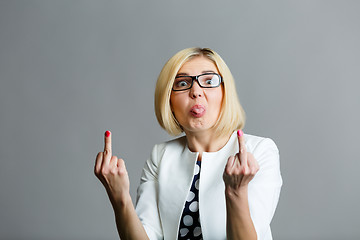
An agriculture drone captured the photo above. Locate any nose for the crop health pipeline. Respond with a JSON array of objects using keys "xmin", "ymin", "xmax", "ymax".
[{"xmin": 189, "ymin": 80, "xmax": 203, "ymax": 98}]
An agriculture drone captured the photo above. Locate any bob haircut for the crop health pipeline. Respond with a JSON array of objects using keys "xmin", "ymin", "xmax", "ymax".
[{"xmin": 154, "ymin": 47, "xmax": 246, "ymax": 137}]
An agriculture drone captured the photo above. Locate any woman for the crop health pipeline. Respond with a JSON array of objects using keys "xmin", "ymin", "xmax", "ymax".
[{"xmin": 94, "ymin": 47, "xmax": 282, "ymax": 240}]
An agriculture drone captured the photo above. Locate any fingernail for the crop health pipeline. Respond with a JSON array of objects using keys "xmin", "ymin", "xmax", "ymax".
[
  {"xmin": 105, "ymin": 131, "xmax": 111, "ymax": 137},
  {"xmin": 237, "ymin": 129, "xmax": 243, "ymax": 137}
]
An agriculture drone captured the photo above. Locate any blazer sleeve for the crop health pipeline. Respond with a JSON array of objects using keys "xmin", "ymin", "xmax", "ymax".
[
  {"xmin": 135, "ymin": 144, "xmax": 164, "ymax": 240},
  {"xmin": 248, "ymin": 138, "xmax": 283, "ymax": 240}
]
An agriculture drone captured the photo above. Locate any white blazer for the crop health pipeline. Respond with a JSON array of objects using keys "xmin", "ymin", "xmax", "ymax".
[{"xmin": 135, "ymin": 131, "xmax": 282, "ymax": 240}]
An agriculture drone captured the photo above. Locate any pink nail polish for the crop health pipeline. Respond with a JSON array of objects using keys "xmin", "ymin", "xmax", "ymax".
[
  {"xmin": 237, "ymin": 129, "xmax": 243, "ymax": 137},
  {"xmin": 105, "ymin": 131, "xmax": 111, "ymax": 137}
]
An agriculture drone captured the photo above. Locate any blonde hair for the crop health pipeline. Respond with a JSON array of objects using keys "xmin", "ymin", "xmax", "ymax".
[{"xmin": 154, "ymin": 47, "xmax": 246, "ymax": 137}]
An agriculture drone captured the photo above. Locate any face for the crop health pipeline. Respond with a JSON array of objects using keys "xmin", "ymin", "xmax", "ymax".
[{"xmin": 170, "ymin": 56, "xmax": 224, "ymax": 135}]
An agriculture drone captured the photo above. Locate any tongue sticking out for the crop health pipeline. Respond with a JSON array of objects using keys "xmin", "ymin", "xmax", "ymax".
[
  {"xmin": 190, "ymin": 106, "xmax": 206, "ymax": 117},
  {"xmin": 192, "ymin": 108, "xmax": 203, "ymax": 114}
]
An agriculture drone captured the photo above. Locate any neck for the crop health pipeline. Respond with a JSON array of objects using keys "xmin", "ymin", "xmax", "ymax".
[{"xmin": 185, "ymin": 129, "xmax": 231, "ymax": 160}]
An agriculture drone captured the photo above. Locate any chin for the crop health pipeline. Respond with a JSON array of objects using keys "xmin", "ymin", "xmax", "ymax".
[{"xmin": 185, "ymin": 121, "xmax": 215, "ymax": 133}]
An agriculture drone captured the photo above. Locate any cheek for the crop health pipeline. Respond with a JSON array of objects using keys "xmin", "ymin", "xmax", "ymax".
[
  {"xmin": 170, "ymin": 95, "xmax": 177, "ymax": 112},
  {"xmin": 209, "ymin": 89, "xmax": 224, "ymax": 110},
  {"xmin": 170, "ymin": 94, "xmax": 184, "ymax": 114}
]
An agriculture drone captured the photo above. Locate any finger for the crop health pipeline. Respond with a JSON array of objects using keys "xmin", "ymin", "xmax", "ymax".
[
  {"xmin": 237, "ymin": 129, "xmax": 247, "ymax": 166},
  {"xmin": 225, "ymin": 156, "xmax": 236, "ymax": 174},
  {"xmin": 104, "ymin": 130, "xmax": 112, "ymax": 154},
  {"xmin": 110, "ymin": 155, "xmax": 118, "ymax": 169},
  {"xmin": 246, "ymin": 153, "xmax": 255, "ymax": 174},
  {"xmin": 103, "ymin": 130, "xmax": 112, "ymax": 165},
  {"xmin": 117, "ymin": 158, "xmax": 127, "ymax": 174},
  {"xmin": 247, "ymin": 152, "xmax": 259, "ymax": 175},
  {"xmin": 94, "ymin": 152, "xmax": 104, "ymax": 175}
]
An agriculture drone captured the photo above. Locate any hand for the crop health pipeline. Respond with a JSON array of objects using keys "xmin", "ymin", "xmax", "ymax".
[
  {"xmin": 223, "ymin": 130, "xmax": 259, "ymax": 193},
  {"xmin": 94, "ymin": 131, "xmax": 130, "ymax": 206}
]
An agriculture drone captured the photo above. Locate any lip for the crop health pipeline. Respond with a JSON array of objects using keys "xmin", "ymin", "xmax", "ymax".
[{"xmin": 189, "ymin": 104, "xmax": 206, "ymax": 118}]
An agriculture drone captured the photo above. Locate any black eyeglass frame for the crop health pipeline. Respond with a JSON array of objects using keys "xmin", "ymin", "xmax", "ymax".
[{"xmin": 172, "ymin": 73, "xmax": 223, "ymax": 91}]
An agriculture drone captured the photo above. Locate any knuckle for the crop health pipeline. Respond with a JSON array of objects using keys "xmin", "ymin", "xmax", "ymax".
[
  {"xmin": 101, "ymin": 167, "xmax": 109, "ymax": 175},
  {"xmin": 119, "ymin": 167, "xmax": 127, "ymax": 175},
  {"xmin": 240, "ymin": 147, "xmax": 247, "ymax": 154},
  {"xmin": 110, "ymin": 168, "xmax": 117, "ymax": 175}
]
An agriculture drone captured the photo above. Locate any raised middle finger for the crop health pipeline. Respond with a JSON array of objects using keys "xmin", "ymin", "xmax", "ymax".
[
  {"xmin": 237, "ymin": 129, "xmax": 248, "ymax": 167},
  {"xmin": 103, "ymin": 130, "xmax": 112, "ymax": 165}
]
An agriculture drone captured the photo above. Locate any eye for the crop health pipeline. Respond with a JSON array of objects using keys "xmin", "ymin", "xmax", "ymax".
[
  {"xmin": 205, "ymin": 79, "xmax": 214, "ymax": 85},
  {"xmin": 202, "ymin": 75, "xmax": 216, "ymax": 86},
  {"xmin": 174, "ymin": 77, "xmax": 192, "ymax": 90},
  {"xmin": 176, "ymin": 80, "xmax": 189, "ymax": 87}
]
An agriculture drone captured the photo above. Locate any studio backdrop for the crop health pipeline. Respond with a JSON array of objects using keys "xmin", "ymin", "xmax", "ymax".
[{"xmin": 0, "ymin": 1, "xmax": 359, "ymax": 239}]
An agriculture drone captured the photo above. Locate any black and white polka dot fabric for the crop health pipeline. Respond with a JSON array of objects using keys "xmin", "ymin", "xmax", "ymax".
[{"xmin": 178, "ymin": 160, "xmax": 203, "ymax": 240}]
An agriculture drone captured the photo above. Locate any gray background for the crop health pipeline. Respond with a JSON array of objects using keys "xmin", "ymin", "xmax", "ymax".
[{"xmin": 0, "ymin": 0, "xmax": 359, "ymax": 239}]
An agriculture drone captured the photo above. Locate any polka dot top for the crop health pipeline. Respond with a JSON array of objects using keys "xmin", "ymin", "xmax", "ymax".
[{"xmin": 178, "ymin": 160, "xmax": 203, "ymax": 239}]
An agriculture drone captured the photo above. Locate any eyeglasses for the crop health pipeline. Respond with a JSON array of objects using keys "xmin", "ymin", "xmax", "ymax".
[{"xmin": 172, "ymin": 73, "xmax": 223, "ymax": 91}]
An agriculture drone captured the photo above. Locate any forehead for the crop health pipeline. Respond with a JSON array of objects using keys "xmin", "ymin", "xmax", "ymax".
[{"xmin": 177, "ymin": 56, "xmax": 218, "ymax": 75}]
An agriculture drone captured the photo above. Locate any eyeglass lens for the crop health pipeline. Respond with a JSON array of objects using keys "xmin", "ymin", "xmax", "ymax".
[{"xmin": 173, "ymin": 73, "xmax": 221, "ymax": 91}]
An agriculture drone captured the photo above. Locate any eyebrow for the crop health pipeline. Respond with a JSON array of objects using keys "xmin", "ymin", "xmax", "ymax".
[{"xmin": 176, "ymin": 70, "xmax": 216, "ymax": 77}]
